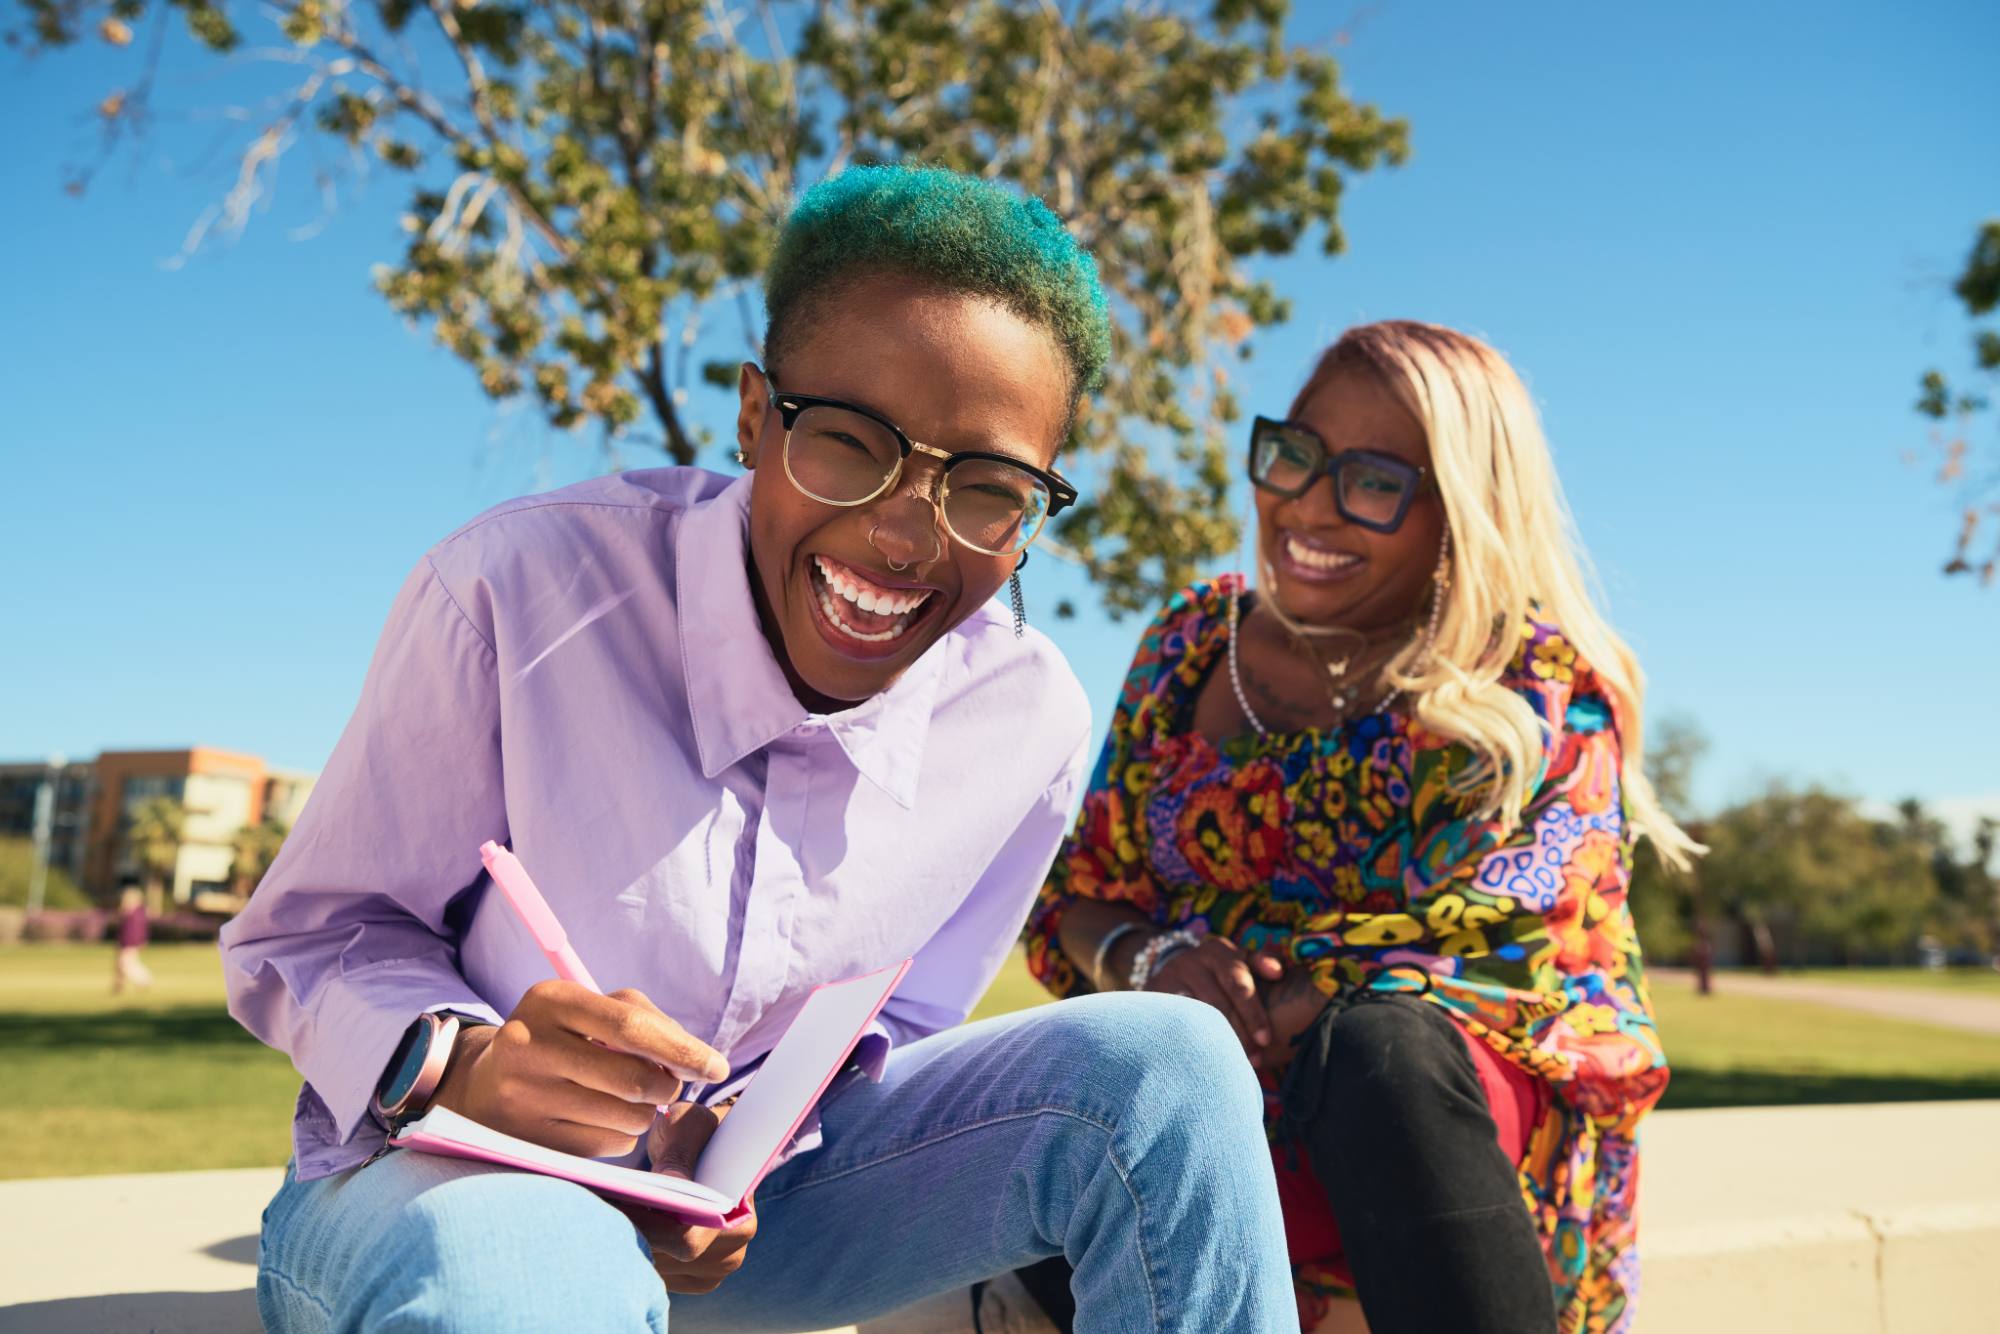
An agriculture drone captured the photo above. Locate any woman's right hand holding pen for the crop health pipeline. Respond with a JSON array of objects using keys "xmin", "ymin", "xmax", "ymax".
[{"xmin": 430, "ymin": 979, "xmax": 731, "ymax": 1160}]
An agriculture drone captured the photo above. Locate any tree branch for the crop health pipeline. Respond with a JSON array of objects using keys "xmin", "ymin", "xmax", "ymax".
[
  {"xmin": 603, "ymin": 7, "xmax": 690, "ymax": 459},
  {"xmin": 328, "ymin": 30, "xmax": 573, "ymax": 262},
  {"xmin": 638, "ymin": 339, "xmax": 697, "ymax": 464}
]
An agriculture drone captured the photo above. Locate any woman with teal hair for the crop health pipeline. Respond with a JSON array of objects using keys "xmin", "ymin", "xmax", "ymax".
[{"xmin": 227, "ymin": 163, "xmax": 1295, "ymax": 1332}]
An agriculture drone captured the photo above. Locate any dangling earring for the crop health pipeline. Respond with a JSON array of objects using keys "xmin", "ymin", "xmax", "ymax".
[
  {"xmin": 1010, "ymin": 550, "xmax": 1029, "ymax": 639},
  {"xmin": 1417, "ymin": 530, "xmax": 1452, "ymax": 665}
]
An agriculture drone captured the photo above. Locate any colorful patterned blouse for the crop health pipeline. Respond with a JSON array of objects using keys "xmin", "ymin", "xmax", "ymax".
[{"xmin": 1024, "ymin": 576, "xmax": 1669, "ymax": 1334}]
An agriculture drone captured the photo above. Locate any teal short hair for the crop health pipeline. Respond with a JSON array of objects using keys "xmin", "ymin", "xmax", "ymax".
[{"xmin": 764, "ymin": 165, "xmax": 1112, "ymax": 400}]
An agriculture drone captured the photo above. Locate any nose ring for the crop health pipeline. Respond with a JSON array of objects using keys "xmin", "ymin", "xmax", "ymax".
[
  {"xmin": 870, "ymin": 521, "xmax": 911, "ymax": 572},
  {"xmin": 869, "ymin": 519, "xmax": 939, "ymax": 572}
]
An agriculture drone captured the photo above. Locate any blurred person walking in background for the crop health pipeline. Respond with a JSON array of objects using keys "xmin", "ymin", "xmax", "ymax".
[{"xmin": 112, "ymin": 886, "xmax": 152, "ymax": 994}]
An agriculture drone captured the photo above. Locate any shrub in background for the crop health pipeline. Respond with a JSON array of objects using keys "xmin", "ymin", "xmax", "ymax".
[{"xmin": 21, "ymin": 909, "xmax": 109, "ymax": 942}]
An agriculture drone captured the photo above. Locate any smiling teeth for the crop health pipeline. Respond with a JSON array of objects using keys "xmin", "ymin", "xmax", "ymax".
[
  {"xmin": 813, "ymin": 556, "xmax": 931, "ymax": 615},
  {"xmin": 1286, "ymin": 536, "xmax": 1358, "ymax": 571},
  {"xmin": 812, "ymin": 556, "xmax": 933, "ymax": 642}
]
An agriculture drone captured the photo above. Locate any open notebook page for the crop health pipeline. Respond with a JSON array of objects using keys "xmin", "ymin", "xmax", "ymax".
[
  {"xmin": 391, "ymin": 960, "xmax": 909, "ymax": 1214},
  {"xmin": 396, "ymin": 1106, "xmax": 734, "ymax": 1210},
  {"xmin": 687, "ymin": 960, "xmax": 909, "ymax": 1202}
]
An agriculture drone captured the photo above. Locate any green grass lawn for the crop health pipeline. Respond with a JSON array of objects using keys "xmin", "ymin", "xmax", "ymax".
[
  {"xmin": 1648, "ymin": 985, "xmax": 2000, "ymax": 1107},
  {"xmin": 0, "ymin": 944, "xmax": 301, "ymax": 1180},
  {"xmin": 1780, "ymin": 966, "xmax": 2000, "ymax": 997},
  {"xmin": 974, "ymin": 957, "xmax": 2000, "ymax": 1109},
  {"xmin": 6, "ymin": 943, "xmax": 2000, "ymax": 1180}
]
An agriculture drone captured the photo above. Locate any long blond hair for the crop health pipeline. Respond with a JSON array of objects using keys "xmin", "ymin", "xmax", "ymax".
[{"xmin": 1286, "ymin": 320, "xmax": 1699, "ymax": 868}]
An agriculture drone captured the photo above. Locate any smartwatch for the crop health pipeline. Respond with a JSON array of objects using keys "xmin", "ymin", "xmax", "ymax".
[{"xmin": 372, "ymin": 1012, "xmax": 478, "ymax": 1130}]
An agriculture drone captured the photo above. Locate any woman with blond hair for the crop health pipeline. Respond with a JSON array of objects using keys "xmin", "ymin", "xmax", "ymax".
[{"xmin": 1025, "ymin": 320, "xmax": 1695, "ymax": 1333}]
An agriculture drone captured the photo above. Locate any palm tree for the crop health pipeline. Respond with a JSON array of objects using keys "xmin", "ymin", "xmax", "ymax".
[
  {"xmin": 125, "ymin": 796, "xmax": 186, "ymax": 914},
  {"xmin": 229, "ymin": 818, "xmax": 290, "ymax": 902}
]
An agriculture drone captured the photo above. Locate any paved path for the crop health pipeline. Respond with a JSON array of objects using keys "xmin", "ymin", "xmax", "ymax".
[{"xmin": 1653, "ymin": 967, "xmax": 2000, "ymax": 1036}]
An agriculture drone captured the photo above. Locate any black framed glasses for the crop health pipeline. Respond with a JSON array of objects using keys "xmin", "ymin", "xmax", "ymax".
[
  {"xmin": 764, "ymin": 375, "xmax": 1078, "ymax": 557},
  {"xmin": 1247, "ymin": 415, "xmax": 1431, "ymax": 534}
]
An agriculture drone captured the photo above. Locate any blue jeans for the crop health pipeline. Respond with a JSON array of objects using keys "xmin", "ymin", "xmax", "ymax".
[{"xmin": 256, "ymin": 994, "xmax": 1294, "ymax": 1333}]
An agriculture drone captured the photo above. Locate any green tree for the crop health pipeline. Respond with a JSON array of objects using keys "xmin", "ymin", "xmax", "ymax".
[
  {"xmin": 1626, "ymin": 715, "xmax": 1706, "ymax": 965},
  {"xmin": 0, "ymin": 838, "xmax": 89, "ymax": 910},
  {"xmin": 1968, "ymin": 816, "xmax": 2000, "ymax": 959},
  {"xmin": 1701, "ymin": 785, "xmax": 1937, "ymax": 967},
  {"xmin": 124, "ymin": 795, "xmax": 186, "ymax": 912},
  {"xmin": 1915, "ymin": 220, "xmax": 2000, "ymax": 584},
  {"xmin": 228, "ymin": 817, "xmax": 291, "ymax": 900},
  {"xmin": 13, "ymin": 0, "xmax": 1407, "ymax": 618},
  {"xmin": 1896, "ymin": 801, "xmax": 1998, "ymax": 958}
]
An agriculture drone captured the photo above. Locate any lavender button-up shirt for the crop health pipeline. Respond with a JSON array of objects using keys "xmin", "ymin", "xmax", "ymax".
[{"xmin": 221, "ymin": 468, "xmax": 1090, "ymax": 1179}]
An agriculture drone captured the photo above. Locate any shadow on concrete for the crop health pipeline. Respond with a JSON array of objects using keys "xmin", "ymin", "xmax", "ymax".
[
  {"xmin": 202, "ymin": 1233, "xmax": 261, "ymax": 1266},
  {"xmin": 1661, "ymin": 1068, "xmax": 2000, "ymax": 1109},
  {"xmin": 0, "ymin": 1290, "xmax": 258, "ymax": 1334}
]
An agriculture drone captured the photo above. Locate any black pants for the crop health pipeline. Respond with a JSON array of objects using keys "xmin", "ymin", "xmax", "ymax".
[{"xmin": 1012, "ymin": 993, "xmax": 1556, "ymax": 1334}]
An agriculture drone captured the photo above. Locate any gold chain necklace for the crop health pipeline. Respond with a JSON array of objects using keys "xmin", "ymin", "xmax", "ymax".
[{"xmin": 1227, "ymin": 590, "xmax": 1404, "ymax": 737}]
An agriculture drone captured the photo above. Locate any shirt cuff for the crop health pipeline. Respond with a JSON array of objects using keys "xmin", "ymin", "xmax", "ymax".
[{"xmin": 298, "ymin": 960, "xmax": 502, "ymax": 1155}]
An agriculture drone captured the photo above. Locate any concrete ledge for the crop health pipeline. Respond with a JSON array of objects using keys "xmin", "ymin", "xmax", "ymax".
[
  {"xmin": 0, "ymin": 1168, "xmax": 279, "ymax": 1333},
  {"xmin": 1877, "ymin": 1202, "xmax": 2000, "ymax": 1331},
  {"xmin": 1640, "ymin": 1202, "xmax": 2000, "ymax": 1332},
  {"xmin": 1641, "ymin": 1211, "xmax": 1883, "ymax": 1332},
  {"xmin": 1635, "ymin": 1102, "xmax": 2000, "ymax": 1333},
  {"xmin": 0, "ymin": 1292, "xmax": 263, "ymax": 1334},
  {"xmin": 4, "ymin": 1102, "xmax": 1995, "ymax": 1333}
]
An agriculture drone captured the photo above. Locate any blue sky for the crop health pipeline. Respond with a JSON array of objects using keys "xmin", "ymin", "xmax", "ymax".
[{"xmin": 3, "ymin": 1, "xmax": 1996, "ymax": 829}]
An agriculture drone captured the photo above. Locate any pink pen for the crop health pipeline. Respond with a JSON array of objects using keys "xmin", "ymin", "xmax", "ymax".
[
  {"xmin": 480, "ymin": 840, "xmax": 602, "ymax": 993},
  {"xmin": 479, "ymin": 841, "xmax": 726, "ymax": 1110}
]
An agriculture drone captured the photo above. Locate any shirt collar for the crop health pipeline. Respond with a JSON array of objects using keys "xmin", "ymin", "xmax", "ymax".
[
  {"xmin": 820, "ymin": 650, "xmax": 942, "ymax": 810},
  {"xmin": 674, "ymin": 473, "xmax": 941, "ymax": 809}
]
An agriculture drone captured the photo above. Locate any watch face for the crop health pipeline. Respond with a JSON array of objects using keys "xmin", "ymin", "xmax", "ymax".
[{"xmin": 378, "ymin": 1018, "xmax": 432, "ymax": 1110}]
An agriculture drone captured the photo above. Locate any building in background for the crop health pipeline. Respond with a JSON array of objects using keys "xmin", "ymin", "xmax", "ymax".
[
  {"xmin": 0, "ymin": 747, "xmax": 323, "ymax": 904},
  {"xmin": 262, "ymin": 767, "xmax": 318, "ymax": 829},
  {"xmin": 0, "ymin": 758, "xmax": 96, "ymax": 886}
]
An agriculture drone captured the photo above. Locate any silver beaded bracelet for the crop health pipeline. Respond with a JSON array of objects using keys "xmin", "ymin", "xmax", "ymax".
[
  {"xmin": 1091, "ymin": 922, "xmax": 1147, "ymax": 992},
  {"xmin": 1129, "ymin": 928, "xmax": 1203, "ymax": 991}
]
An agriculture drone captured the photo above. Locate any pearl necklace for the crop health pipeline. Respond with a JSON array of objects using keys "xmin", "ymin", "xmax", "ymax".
[{"xmin": 1227, "ymin": 586, "xmax": 1402, "ymax": 738}]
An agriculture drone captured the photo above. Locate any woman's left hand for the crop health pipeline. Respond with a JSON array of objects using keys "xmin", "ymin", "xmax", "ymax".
[
  {"xmin": 1253, "ymin": 947, "xmax": 1330, "ymax": 1072},
  {"xmin": 1142, "ymin": 936, "xmax": 1284, "ymax": 1064},
  {"xmin": 615, "ymin": 1102, "xmax": 759, "ymax": 1294}
]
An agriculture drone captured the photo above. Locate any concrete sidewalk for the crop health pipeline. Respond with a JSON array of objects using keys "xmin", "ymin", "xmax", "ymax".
[
  {"xmin": 1652, "ymin": 968, "xmax": 2000, "ymax": 1036},
  {"xmin": 1636, "ymin": 1101, "xmax": 2000, "ymax": 1332},
  {"xmin": 0, "ymin": 1168, "xmax": 275, "ymax": 1334},
  {"xmin": 3, "ymin": 1102, "xmax": 1996, "ymax": 1332}
]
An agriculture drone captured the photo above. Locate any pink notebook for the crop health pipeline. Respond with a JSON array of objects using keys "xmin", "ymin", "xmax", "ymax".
[{"xmin": 391, "ymin": 960, "xmax": 911, "ymax": 1226}]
